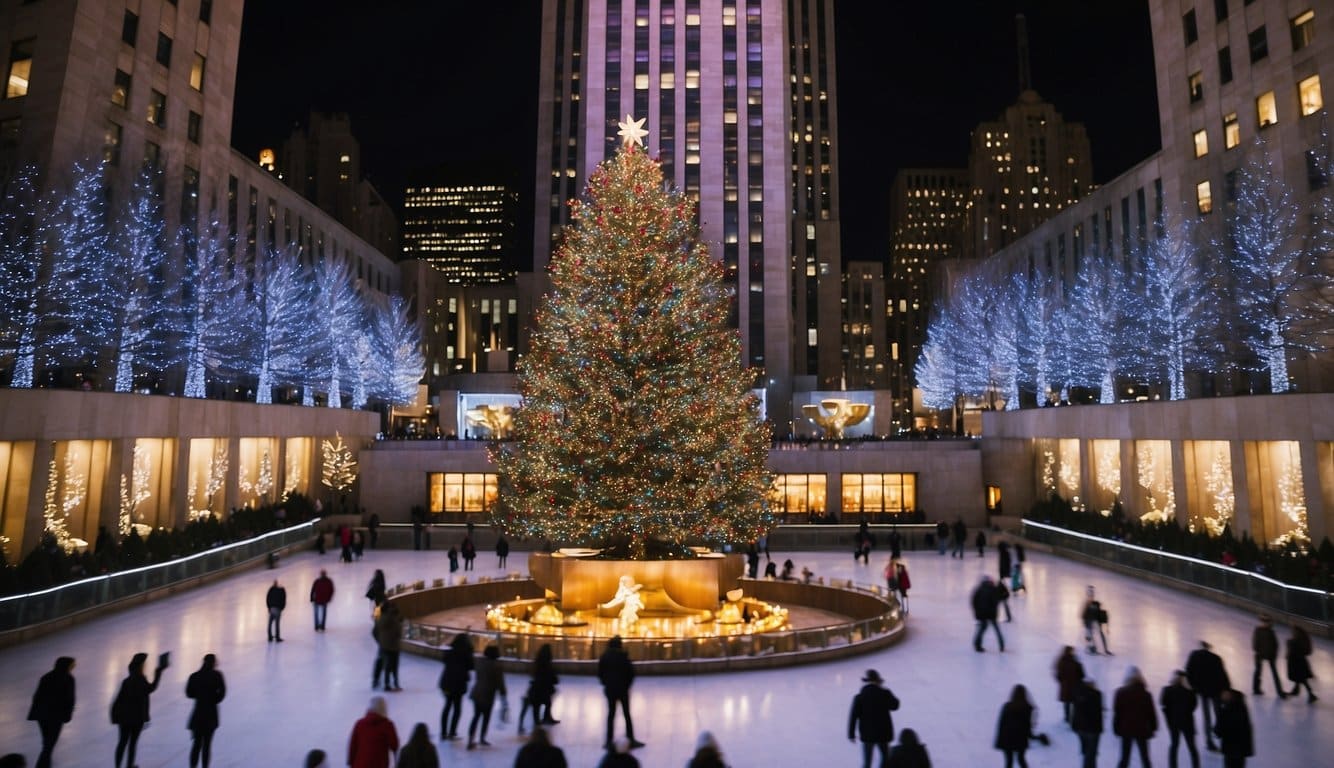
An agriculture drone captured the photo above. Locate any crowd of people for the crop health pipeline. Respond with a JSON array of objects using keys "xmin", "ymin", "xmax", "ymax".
[{"xmin": 15, "ymin": 522, "xmax": 1325, "ymax": 768}]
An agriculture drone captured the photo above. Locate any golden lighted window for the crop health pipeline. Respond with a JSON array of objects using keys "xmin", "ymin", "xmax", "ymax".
[
  {"xmin": 1299, "ymin": 74, "xmax": 1322, "ymax": 115},
  {"xmin": 840, "ymin": 473, "xmax": 917, "ymax": 517},
  {"xmin": 768, "ymin": 474, "xmax": 827, "ymax": 520},
  {"xmin": 428, "ymin": 472, "xmax": 498, "ymax": 514},
  {"xmin": 1188, "ymin": 71, "xmax": 1204, "ymax": 103},
  {"xmin": 1196, "ymin": 180, "xmax": 1213, "ymax": 214},
  {"xmin": 1192, "ymin": 129, "xmax": 1208, "ymax": 157},
  {"xmin": 1291, "ymin": 10, "xmax": 1316, "ymax": 51},
  {"xmin": 1256, "ymin": 90, "xmax": 1278, "ymax": 127},
  {"xmin": 5, "ymin": 39, "xmax": 33, "ymax": 99},
  {"xmin": 189, "ymin": 53, "xmax": 205, "ymax": 91},
  {"xmin": 1223, "ymin": 112, "xmax": 1240, "ymax": 149}
]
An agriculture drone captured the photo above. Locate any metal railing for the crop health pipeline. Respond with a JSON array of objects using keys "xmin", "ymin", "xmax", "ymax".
[
  {"xmin": 0, "ymin": 522, "xmax": 314, "ymax": 632},
  {"xmin": 1022, "ymin": 519, "xmax": 1333, "ymax": 623}
]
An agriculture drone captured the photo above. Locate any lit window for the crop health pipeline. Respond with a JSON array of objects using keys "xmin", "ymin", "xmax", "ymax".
[
  {"xmin": 660, "ymin": 71, "xmax": 674, "ymax": 88},
  {"xmin": 339, "ymin": 154, "xmax": 350, "ymax": 163},
  {"xmin": 147, "ymin": 89, "xmax": 166, "ymax": 126},
  {"xmin": 1224, "ymin": 112, "xmax": 1240, "ymax": 148},
  {"xmin": 189, "ymin": 54, "xmax": 205, "ymax": 91},
  {"xmin": 1196, "ymin": 180, "xmax": 1213, "ymax": 214},
  {"xmin": 1188, "ymin": 71, "xmax": 1204, "ymax": 103},
  {"xmin": 1256, "ymin": 90, "xmax": 1278, "ymax": 127},
  {"xmin": 103, "ymin": 122, "xmax": 122, "ymax": 166},
  {"xmin": 112, "ymin": 69, "xmax": 131, "ymax": 107},
  {"xmin": 5, "ymin": 39, "xmax": 34, "ymax": 99},
  {"xmin": 1193, "ymin": 129, "xmax": 1209, "ymax": 157},
  {"xmin": 1291, "ymin": 10, "xmax": 1316, "ymax": 51},
  {"xmin": 1299, "ymin": 74, "xmax": 1322, "ymax": 115},
  {"xmin": 634, "ymin": 73, "xmax": 648, "ymax": 89}
]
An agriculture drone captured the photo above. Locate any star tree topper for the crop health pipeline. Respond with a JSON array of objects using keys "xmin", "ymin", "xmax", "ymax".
[{"xmin": 617, "ymin": 114, "xmax": 648, "ymax": 147}]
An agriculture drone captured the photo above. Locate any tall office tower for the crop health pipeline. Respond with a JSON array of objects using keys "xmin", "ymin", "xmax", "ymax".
[
  {"xmin": 887, "ymin": 169, "xmax": 968, "ymax": 420},
  {"xmin": 787, "ymin": 0, "xmax": 842, "ymax": 389},
  {"xmin": 402, "ymin": 183, "xmax": 519, "ymax": 285},
  {"xmin": 841, "ymin": 261, "xmax": 886, "ymax": 390},
  {"xmin": 278, "ymin": 112, "xmax": 399, "ymax": 258},
  {"xmin": 0, "ymin": 0, "xmax": 241, "ymax": 235},
  {"xmin": 966, "ymin": 16, "xmax": 1092, "ymax": 261},
  {"xmin": 535, "ymin": 0, "xmax": 850, "ymax": 429}
]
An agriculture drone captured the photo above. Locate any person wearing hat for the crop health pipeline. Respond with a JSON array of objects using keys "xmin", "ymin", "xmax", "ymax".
[
  {"xmin": 1184, "ymin": 641, "xmax": 1230, "ymax": 751},
  {"xmin": 1250, "ymin": 615, "xmax": 1285, "ymax": 698},
  {"xmin": 1160, "ymin": 670, "xmax": 1199, "ymax": 768},
  {"xmin": 971, "ymin": 574, "xmax": 1004, "ymax": 652},
  {"xmin": 848, "ymin": 668, "xmax": 901, "ymax": 768}
]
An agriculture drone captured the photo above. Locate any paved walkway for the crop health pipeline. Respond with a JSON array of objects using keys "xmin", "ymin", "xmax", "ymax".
[{"xmin": 1, "ymin": 543, "xmax": 1330, "ymax": 767}]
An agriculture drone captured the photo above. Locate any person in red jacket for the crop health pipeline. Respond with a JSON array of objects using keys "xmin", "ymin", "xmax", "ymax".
[
  {"xmin": 348, "ymin": 696, "xmax": 399, "ymax": 768},
  {"xmin": 310, "ymin": 570, "xmax": 335, "ymax": 632}
]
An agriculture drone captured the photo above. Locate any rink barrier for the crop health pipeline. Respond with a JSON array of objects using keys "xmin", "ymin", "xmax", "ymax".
[
  {"xmin": 1022, "ymin": 520, "xmax": 1333, "ymax": 628},
  {"xmin": 0, "ymin": 521, "xmax": 315, "ymax": 640},
  {"xmin": 394, "ymin": 575, "xmax": 906, "ymax": 674}
]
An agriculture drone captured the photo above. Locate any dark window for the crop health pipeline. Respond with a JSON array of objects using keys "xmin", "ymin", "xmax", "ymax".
[
  {"xmin": 2, "ymin": 116, "xmax": 22, "ymax": 148},
  {"xmin": 1248, "ymin": 26, "xmax": 1268, "ymax": 63},
  {"xmin": 147, "ymin": 89, "xmax": 165, "ymax": 126},
  {"xmin": 1225, "ymin": 169, "xmax": 1239, "ymax": 200},
  {"xmin": 1291, "ymin": 10, "xmax": 1316, "ymax": 51},
  {"xmin": 103, "ymin": 122, "xmax": 121, "ymax": 166},
  {"xmin": 144, "ymin": 140, "xmax": 160, "ymax": 170},
  {"xmin": 122, "ymin": 11, "xmax": 139, "ymax": 46},
  {"xmin": 1189, "ymin": 71, "xmax": 1205, "ymax": 103},
  {"xmin": 1184, "ymin": 10, "xmax": 1199, "ymax": 45},
  {"xmin": 112, "ymin": 69, "xmax": 131, "ymax": 107},
  {"xmin": 187, "ymin": 110, "xmax": 201, "ymax": 143},
  {"xmin": 1215, "ymin": 0, "xmax": 1229, "ymax": 22},
  {"xmin": 1306, "ymin": 149, "xmax": 1329, "ymax": 189},
  {"xmin": 156, "ymin": 33, "xmax": 172, "ymax": 67},
  {"xmin": 200, "ymin": 0, "xmax": 213, "ymax": 24},
  {"xmin": 1218, "ymin": 47, "xmax": 1233, "ymax": 84}
]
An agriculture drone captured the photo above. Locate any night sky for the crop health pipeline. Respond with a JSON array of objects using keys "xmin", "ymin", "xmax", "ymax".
[{"xmin": 231, "ymin": 1, "xmax": 1160, "ymax": 269}]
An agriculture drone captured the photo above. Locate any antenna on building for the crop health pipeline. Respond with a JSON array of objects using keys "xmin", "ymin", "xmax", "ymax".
[{"xmin": 1016, "ymin": 13, "xmax": 1032, "ymax": 93}]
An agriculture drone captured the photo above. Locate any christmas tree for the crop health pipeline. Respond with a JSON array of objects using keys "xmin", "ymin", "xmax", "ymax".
[{"xmin": 491, "ymin": 116, "xmax": 773, "ymax": 559}]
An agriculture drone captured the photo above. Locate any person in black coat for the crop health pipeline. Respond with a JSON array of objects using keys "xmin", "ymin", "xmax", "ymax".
[
  {"xmin": 1184, "ymin": 641, "xmax": 1229, "ymax": 750},
  {"xmin": 884, "ymin": 727, "xmax": 930, "ymax": 768},
  {"xmin": 519, "ymin": 643, "xmax": 560, "ymax": 733},
  {"xmin": 1071, "ymin": 678, "xmax": 1104, "ymax": 768},
  {"xmin": 1286, "ymin": 626, "xmax": 1317, "ymax": 702},
  {"xmin": 28, "ymin": 656, "xmax": 75, "ymax": 768},
  {"xmin": 598, "ymin": 636, "xmax": 642, "ymax": 749},
  {"xmin": 847, "ymin": 669, "xmax": 901, "ymax": 768},
  {"xmin": 265, "ymin": 579, "xmax": 287, "ymax": 642},
  {"xmin": 438, "ymin": 633, "xmax": 474, "ymax": 740},
  {"xmin": 997, "ymin": 541, "xmax": 1012, "ymax": 583},
  {"xmin": 496, "ymin": 536, "xmax": 510, "ymax": 569},
  {"xmin": 111, "ymin": 652, "xmax": 167, "ymax": 768},
  {"xmin": 994, "ymin": 684, "xmax": 1036, "ymax": 768},
  {"xmin": 1212, "ymin": 689, "xmax": 1252, "ymax": 768},
  {"xmin": 185, "ymin": 654, "xmax": 226, "ymax": 768},
  {"xmin": 971, "ymin": 575, "xmax": 1004, "ymax": 652},
  {"xmin": 1250, "ymin": 615, "xmax": 1285, "ymax": 698},
  {"xmin": 514, "ymin": 726, "xmax": 568, "ymax": 768},
  {"xmin": 1160, "ymin": 670, "xmax": 1199, "ymax": 768}
]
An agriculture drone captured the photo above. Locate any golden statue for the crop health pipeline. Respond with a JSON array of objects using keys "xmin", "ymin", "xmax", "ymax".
[
  {"xmin": 465, "ymin": 404, "xmax": 515, "ymax": 439},
  {"xmin": 801, "ymin": 398, "xmax": 871, "ymax": 439}
]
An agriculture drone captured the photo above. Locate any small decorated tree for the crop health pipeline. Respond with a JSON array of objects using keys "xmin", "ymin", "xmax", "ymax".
[
  {"xmin": 491, "ymin": 117, "xmax": 773, "ymax": 559},
  {"xmin": 321, "ymin": 432, "xmax": 358, "ymax": 513}
]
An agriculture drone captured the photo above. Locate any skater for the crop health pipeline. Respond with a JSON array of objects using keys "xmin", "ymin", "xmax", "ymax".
[
  {"xmin": 439, "ymin": 633, "xmax": 474, "ymax": 741},
  {"xmin": 448, "ymin": 545, "xmax": 459, "ymax": 574},
  {"xmin": 886, "ymin": 728, "xmax": 932, "ymax": 768},
  {"xmin": 466, "ymin": 645, "xmax": 506, "ymax": 749},
  {"xmin": 1112, "ymin": 666, "xmax": 1156, "ymax": 768},
  {"xmin": 347, "ymin": 696, "xmax": 399, "ymax": 768},
  {"xmin": 1286, "ymin": 626, "xmax": 1318, "ymax": 702},
  {"xmin": 1055, "ymin": 646, "xmax": 1085, "ymax": 723},
  {"xmin": 496, "ymin": 535, "xmax": 510, "ymax": 569},
  {"xmin": 971, "ymin": 574, "xmax": 1004, "ymax": 652},
  {"xmin": 396, "ymin": 723, "xmax": 440, "ymax": 768},
  {"xmin": 1081, "ymin": 586, "xmax": 1110, "ymax": 654},
  {"xmin": 352, "ymin": 530, "xmax": 365, "ymax": 560},
  {"xmin": 1160, "ymin": 670, "xmax": 1200, "ymax": 768},
  {"xmin": 847, "ymin": 668, "xmax": 900, "ymax": 768},
  {"xmin": 688, "ymin": 731, "xmax": 727, "ymax": 768},
  {"xmin": 895, "ymin": 562, "xmax": 911, "ymax": 614},
  {"xmin": 1213, "ymin": 689, "xmax": 1253, "ymax": 768},
  {"xmin": 461, "ymin": 536, "xmax": 477, "ymax": 571},
  {"xmin": 996, "ymin": 578, "xmax": 1012, "ymax": 622},
  {"xmin": 1010, "ymin": 561, "xmax": 1025, "ymax": 595},
  {"xmin": 1185, "ymin": 641, "xmax": 1229, "ymax": 751},
  {"xmin": 311, "ymin": 569, "xmax": 335, "ymax": 631},
  {"xmin": 28, "ymin": 656, "xmax": 75, "ymax": 768},
  {"xmin": 266, "ymin": 579, "xmax": 287, "ymax": 642},
  {"xmin": 780, "ymin": 559, "xmax": 796, "ymax": 580},
  {"xmin": 367, "ymin": 512, "xmax": 380, "ymax": 549},
  {"xmin": 994, "ymin": 684, "xmax": 1037, "ymax": 768},
  {"xmin": 515, "ymin": 727, "xmax": 568, "ymax": 768},
  {"xmin": 599, "ymin": 636, "xmax": 643, "ymax": 749},
  {"xmin": 855, "ymin": 521, "xmax": 875, "ymax": 565},
  {"xmin": 1251, "ymin": 615, "xmax": 1285, "ymax": 697},
  {"xmin": 935, "ymin": 520, "xmax": 950, "ymax": 555},
  {"xmin": 185, "ymin": 654, "xmax": 226, "ymax": 768},
  {"xmin": 763, "ymin": 559, "xmax": 778, "ymax": 579},
  {"xmin": 951, "ymin": 519, "xmax": 966, "ymax": 558},
  {"xmin": 1071, "ymin": 678, "xmax": 1104, "ymax": 768},
  {"xmin": 366, "ymin": 569, "xmax": 387, "ymax": 609},
  {"xmin": 111, "ymin": 652, "xmax": 167, "ymax": 768},
  {"xmin": 518, "ymin": 643, "xmax": 560, "ymax": 734},
  {"xmin": 340, "ymin": 524, "xmax": 354, "ymax": 563},
  {"xmin": 975, "ymin": 529, "xmax": 987, "ymax": 557},
  {"xmin": 997, "ymin": 541, "xmax": 1012, "ymax": 581},
  {"xmin": 374, "ymin": 601, "xmax": 403, "ymax": 691},
  {"xmin": 746, "ymin": 543, "xmax": 760, "ymax": 579}
]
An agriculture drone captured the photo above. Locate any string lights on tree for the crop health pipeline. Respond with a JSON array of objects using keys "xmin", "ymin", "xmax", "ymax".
[{"xmin": 490, "ymin": 118, "xmax": 773, "ymax": 559}]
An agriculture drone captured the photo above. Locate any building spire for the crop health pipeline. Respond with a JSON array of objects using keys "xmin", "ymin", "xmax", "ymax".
[{"xmin": 1016, "ymin": 13, "xmax": 1032, "ymax": 93}]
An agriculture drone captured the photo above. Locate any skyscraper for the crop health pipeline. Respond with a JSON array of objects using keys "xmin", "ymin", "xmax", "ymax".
[
  {"xmin": 402, "ymin": 183, "xmax": 519, "ymax": 285},
  {"xmin": 535, "ymin": 0, "xmax": 844, "ymax": 429}
]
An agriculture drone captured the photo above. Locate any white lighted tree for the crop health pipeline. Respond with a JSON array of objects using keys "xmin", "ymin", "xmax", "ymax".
[
  {"xmin": 41, "ymin": 450, "xmax": 72, "ymax": 548},
  {"xmin": 312, "ymin": 257, "xmax": 366, "ymax": 409},
  {"xmin": 1134, "ymin": 212, "xmax": 1218, "ymax": 400},
  {"xmin": 1202, "ymin": 452, "xmax": 1234, "ymax": 536},
  {"xmin": 1066, "ymin": 252, "xmax": 1135, "ymax": 402},
  {"xmin": 1018, "ymin": 268, "xmax": 1062, "ymax": 406},
  {"xmin": 370, "ymin": 294, "xmax": 425, "ymax": 406},
  {"xmin": 0, "ymin": 166, "xmax": 43, "ymax": 387},
  {"xmin": 1223, "ymin": 139, "xmax": 1333, "ymax": 393},
  {"xmin": 108, "ymin": 167, "xmax": 177, "ymax": 392},
  {"xmin": 250, "ymin": 244, "xmax": 315, "ymax": 404},
  {"xmin": 180, "ymin": 217, "xmax": 251, "ymax": 398},
  {"xmin": 118, "ymin": 442, "xmax": 152, "ymax": 535}
]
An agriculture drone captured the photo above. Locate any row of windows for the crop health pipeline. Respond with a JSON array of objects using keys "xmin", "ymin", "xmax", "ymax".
[
  {"xmin": 1191, "ymin": 76, "xmax": 1322, "ymax": 164},
  {"xmin": 1186, "ymin": 10, "xmax": 1316, "ymax": 106},
  {"xmin": 1184, "ymin": 4, "xmax": 1310, "ymax": 52}
]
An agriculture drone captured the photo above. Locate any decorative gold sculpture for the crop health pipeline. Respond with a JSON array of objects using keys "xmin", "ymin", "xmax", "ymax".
[
  {"xmin": 801, "ymin": 398, "xmax": 871, "ymax": 439},
  {"xmin": 466, "ymin": 404, "xmax": 515, "ymax": 438},
  {"xmin": 601, "ymin": 574, "xmax": 646, "ymax": 626}
]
